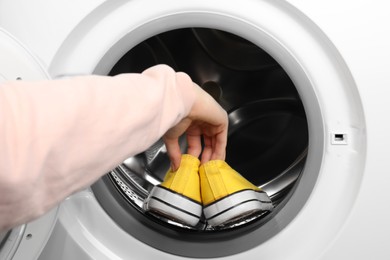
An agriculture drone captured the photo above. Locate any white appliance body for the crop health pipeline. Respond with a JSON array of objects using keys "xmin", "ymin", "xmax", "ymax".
[{"xmin": 0, "ymin": 0, "xmax": 389, "ymax": 259}]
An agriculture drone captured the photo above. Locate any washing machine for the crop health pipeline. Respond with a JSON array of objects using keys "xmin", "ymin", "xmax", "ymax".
[{"xmin": 0, "ymin": 0, "xmax": 389, "ymax": 259}]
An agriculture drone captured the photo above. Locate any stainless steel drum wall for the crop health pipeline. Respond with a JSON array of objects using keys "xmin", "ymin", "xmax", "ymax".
[{"xmin": 91, "ymin": 28, "xmax": 308, "ymax": 257}]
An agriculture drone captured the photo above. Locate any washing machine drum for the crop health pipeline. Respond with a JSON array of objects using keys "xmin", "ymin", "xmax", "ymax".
[
  {"xmin": 91, "ymin": 28, "xmax": 308, "ymax": 257},
  {"xmin": 0, "ymin": 28, "xmax": 56, "ymax": 260}
]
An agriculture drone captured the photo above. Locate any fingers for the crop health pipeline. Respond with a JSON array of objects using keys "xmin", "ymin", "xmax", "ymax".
[
  {"xmin": 165, "ymin": 129, "xmax": 227, "ymax": 169},
  {"xmin": 163, "ymin": 136, "xmax": 182, "ymax": 171},
  {"xmin": 186, "ymin": 132, "xmax": 202, "ymax": 158},
  {"xmin": 210, "ymin": 128, "xmax": 227, "ymax": 161},
  {"xmin": 166, "ymin": 129, "xmax": 227, "ymax": 169},
  {"xmin": 201, "ymin": 131, "xmax": 227, "ymax": 164},
  {"xmin": 164, "ymin": 81, "xmax": 229, "ymax": 169},
  {"xmin": 200, "ymin": 135, "xmax": 212, "ymax": 164}
]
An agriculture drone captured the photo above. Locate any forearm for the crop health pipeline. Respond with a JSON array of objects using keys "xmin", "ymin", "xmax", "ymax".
[{"xmin": 0, "ymin": 65, "xmax": 195, "ymax": 231}]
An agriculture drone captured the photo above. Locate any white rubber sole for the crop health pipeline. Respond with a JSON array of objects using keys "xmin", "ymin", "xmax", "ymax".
[
  {"xmin": 203, "ymin": 189, "xmax": 273, "ymax": 226},
  {"xmin": 143, "ymin": 185, "xmax": 202, "ymax": 227}
]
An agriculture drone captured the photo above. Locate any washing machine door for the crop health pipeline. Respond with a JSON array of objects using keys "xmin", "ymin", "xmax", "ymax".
[{"xmin": 0, "ymin": 28, "xmax": 58, "ymax": 260}]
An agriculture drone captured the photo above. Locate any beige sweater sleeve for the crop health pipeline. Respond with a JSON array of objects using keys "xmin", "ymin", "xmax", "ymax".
[{"xmin": 0, "ymin": 64, "xmax": 195, "ymax": 231}]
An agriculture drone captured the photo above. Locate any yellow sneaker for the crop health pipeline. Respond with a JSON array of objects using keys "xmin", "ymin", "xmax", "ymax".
[
  {"xmin": 199, "ymin": 160, "xmax": 273, "ymax": 226},
  {"xmin": 143, "ymin": 154, "xmax": 202, "ymax": 227}
]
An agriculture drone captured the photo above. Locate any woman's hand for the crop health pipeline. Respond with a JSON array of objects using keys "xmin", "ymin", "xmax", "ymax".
[{"xmin": 163, "ymin": 83, "xmax": 228, "ymax": 171}]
